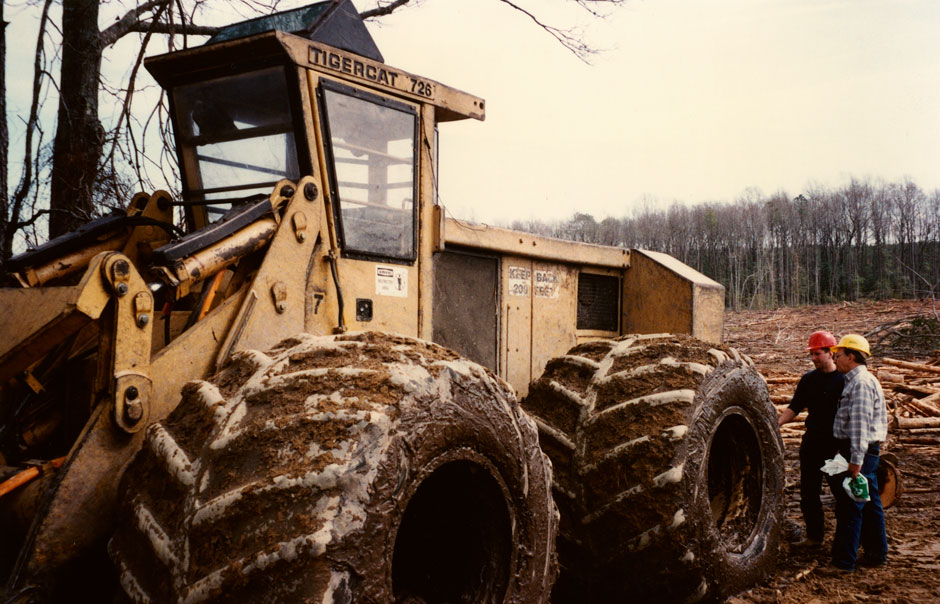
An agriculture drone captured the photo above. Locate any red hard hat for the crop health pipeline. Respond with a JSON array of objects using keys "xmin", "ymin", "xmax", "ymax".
[{"xmin": 806, "ymin": 330, "xmax": 837, "ymax": 351}]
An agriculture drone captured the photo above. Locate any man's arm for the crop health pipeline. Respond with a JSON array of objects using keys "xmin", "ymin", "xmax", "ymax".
[
  {"xmin": 846, "ymin": 379, "xmax": 879, "ymax": 474},
  {"xmin": 783, "ymin": 374, "xmax": 811, "ymax": 426}
]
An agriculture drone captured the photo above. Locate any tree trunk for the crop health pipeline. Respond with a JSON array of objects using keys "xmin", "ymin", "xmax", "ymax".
[
  {"xmin": 1, "ymin": 3, "xmax": 8, "ymax": 265},
  {"xmin": 49, "ymin": 0, "xmax": 103, "ymax": 238}
]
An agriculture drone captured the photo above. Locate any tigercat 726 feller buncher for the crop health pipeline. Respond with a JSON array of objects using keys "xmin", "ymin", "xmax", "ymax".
[{"xmin": 0, "ymin": 2, "xmax": 784, "ymax": 603}]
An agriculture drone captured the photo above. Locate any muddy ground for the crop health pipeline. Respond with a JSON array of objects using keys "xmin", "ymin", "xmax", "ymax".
[{"xmin": 724, "ymin": 299, "xmax": 940, "ymax": 604}]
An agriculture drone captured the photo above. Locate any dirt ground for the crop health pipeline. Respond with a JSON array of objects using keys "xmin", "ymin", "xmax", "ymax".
[{"xmin": 724, "ymin": 299, "xmax": 940, "ymax": 604}]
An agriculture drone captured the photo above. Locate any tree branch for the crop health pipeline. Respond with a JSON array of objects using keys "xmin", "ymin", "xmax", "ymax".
[
  {"xmin": 360, "ymin": 0, "xmax": 416, "ymax": 20},
  {"xmin": 498, "ymin": 0, "xmax": 597, "ymax": 63},
  {"xmin": 5, "ymin": 0, "xmax": 54, "ymax": 261},
  {"xmin": 99, "ymin": 1, "xmax": 219, "ymax": 47},
  {"xmin": 102, "ymin": 1, "xmax": 170, "ymax": 192},
  {"xmin": 99, "ymin": 1, "xmax": 165, "ymax": 47},
  {"xmin": 121, "ymin": 22, "xmax": 221, "ymax": 38},
  {"xmin": 13, "ymin": 208, "xmax": 52, "ymax": 230},
  {"xmin": 360, "ymin": 0, "xmax": 617, "ymax": 62}
]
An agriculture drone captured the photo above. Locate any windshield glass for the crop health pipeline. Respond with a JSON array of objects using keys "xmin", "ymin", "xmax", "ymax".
[
  {"xmin": 174, "ymin": 67, "xmax": 300, "ymax": 219},
  {"xmin": 321, "ymin": 83, "xmax": 417, "ymax": 260}
]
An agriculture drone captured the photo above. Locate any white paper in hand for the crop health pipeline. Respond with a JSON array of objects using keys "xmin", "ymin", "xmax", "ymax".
[{"xmin": 820, "ymin": 454, "xmax": 849, "ymax": 476}]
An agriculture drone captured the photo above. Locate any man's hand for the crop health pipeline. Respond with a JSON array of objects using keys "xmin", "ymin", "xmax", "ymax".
[{"xmin": 848, "ymin": 462, "xmax": 861, "ymax": 478}]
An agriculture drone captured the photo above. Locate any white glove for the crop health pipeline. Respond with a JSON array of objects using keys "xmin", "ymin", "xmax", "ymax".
[{"xmin": 820, "ymin": 454, "xmax": 849, "ymax": 476}]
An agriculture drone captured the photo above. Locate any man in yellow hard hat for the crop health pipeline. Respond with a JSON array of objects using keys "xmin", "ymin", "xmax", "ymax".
[
  {"xmin": 778, "ymin": 330, "xmax": 843, "ymax": 548},
  {"xmin": 818, "ymin": 334, "xmax": 888, "ymax": 576}
]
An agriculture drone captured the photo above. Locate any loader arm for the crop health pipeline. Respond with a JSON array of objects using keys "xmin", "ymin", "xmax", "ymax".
[{"xmin": 1, "ymin": 177, "xmax": 332, "ymax": 594}]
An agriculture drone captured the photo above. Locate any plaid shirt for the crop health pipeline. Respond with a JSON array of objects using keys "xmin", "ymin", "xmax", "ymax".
[{"xmin": 832, "ymin": 365, "xmax": 888, "ymax": 465}]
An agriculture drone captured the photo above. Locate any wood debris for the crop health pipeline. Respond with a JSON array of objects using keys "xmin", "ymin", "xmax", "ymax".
[{"xmin": 881, "ymin": 360, "xmax": 940, "ymax": 447}]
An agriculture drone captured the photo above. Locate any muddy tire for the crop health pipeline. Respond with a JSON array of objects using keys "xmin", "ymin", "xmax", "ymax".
[
  {"xmin": 109, "ymin": 332, "xmax": 557, "ymax": 603},
  {"xmin": 521, "ymin": 333, "xmax": 784, "ymax": 603}
]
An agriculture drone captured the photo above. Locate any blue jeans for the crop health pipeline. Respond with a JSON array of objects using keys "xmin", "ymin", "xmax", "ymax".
[{"xmin": 826, "ymin": 447, "xmax": 888, "ymax": 570}]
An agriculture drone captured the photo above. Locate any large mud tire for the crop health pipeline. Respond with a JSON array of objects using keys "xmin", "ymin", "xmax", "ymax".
[
  {"xmin": 109, "ymin": 332, "xmax": 557, "ymax": 603},
  {"xmin": 521, "ymin": 333, "xmax": 784, "ymax": 603}
]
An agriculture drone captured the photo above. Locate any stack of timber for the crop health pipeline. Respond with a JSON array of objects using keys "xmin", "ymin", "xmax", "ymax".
[{"xmin": 881, "ymin": 357, "xmax": 940, "ymax": 445}]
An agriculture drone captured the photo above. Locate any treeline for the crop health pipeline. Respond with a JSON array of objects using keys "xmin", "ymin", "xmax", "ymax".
[{"xmin": 509, "ymin": 179, "xmax": 940, "ymax": 309}]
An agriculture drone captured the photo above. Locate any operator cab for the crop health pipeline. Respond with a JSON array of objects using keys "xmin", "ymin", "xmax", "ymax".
[{"xmin": 149, "ymin": 0, "xmax": 481, "ymax": 265}]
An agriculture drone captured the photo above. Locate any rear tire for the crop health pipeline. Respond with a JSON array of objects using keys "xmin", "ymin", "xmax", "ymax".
[
  {"xmin": 522, "ymin": 333, "xmax": 784, "ymax": 603},
  {"xmin": 109, "ymin": 332, "xmax": 557, "ymax": 603}
]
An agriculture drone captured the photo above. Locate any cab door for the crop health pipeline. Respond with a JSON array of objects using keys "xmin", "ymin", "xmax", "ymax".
[{"xmin": 314, "ymin": 78, "xmax": 421, "ymax": 335}]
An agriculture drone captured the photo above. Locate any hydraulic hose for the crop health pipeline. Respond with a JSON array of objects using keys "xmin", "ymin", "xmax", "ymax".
[{"xmin": 327, "ymin": 249, "xmax": 347, "ymax": 333}]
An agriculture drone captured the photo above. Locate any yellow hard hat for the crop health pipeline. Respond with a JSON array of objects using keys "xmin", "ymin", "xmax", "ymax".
[{"xmin": 831, "ymin": 334, "xmax": 871, "ymax": 357}]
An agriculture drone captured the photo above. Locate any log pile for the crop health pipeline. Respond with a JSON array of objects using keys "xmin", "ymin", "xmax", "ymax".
[
  {"xmin": 880, "ymin": 358, "xmax": 940, "ymax": 445},
  {"xmin": 767, "ymin": 356, "xmax": 940, "ymax": 445}
]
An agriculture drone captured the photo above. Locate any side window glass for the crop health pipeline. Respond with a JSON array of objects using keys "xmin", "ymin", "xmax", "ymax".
[
  {"xmin": 173, "ymin": 67, "xmax": 300, "ymax": 220},
  {"xmin": 320, "ymin": 83, "xmax": 417, "ymax": 260}
]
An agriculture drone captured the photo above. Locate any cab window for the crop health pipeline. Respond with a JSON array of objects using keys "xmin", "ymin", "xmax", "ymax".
[
  {"xmin": 319, "ymin": 81, "xmax": 417, "ymax": 261},
  {"xmin": 173, "ymin": 66, "xmax": 301, "ymax": 220}
]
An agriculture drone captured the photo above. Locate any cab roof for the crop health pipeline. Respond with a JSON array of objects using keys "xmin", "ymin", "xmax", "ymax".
[
  {"xmin": 144, "ymin": 1, "xmax": 484, "ymax": 122},
  {"xmin": 206, "ymin": 0, "xmax": 383, "ymax": 63}
]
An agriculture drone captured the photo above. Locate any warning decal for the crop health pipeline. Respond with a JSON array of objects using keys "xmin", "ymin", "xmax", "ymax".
[
  {"xmin": 534, "ymin": 270, "xmax": 559, "ymax": 298},
  {"xmin": 376, "ymin": 265, "xmax": 408, "ymax": 297},
  {"xmin": 508, "ymin": 265, "xmax": 531, "ymax": 297}
]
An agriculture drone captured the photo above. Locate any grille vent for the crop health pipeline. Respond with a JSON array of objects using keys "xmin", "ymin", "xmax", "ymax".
[{"xmin": 577, "ymin": 273, "xmax": 620, "ymax": 331}]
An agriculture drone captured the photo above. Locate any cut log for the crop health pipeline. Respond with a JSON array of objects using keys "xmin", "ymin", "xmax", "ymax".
[
  {"xmin": 896, "ymin": 416, "xmax": 940, "ymax": 429},
  {"xmin": 882, "ymin": 358, "xmax": 940, "ymax": 375},
  {"xmin": 765, "ymin": 376, "xmax": 800, "ymax": 384},
  {"xmin": 889, "ymin": 385, "xmax": 940, "ymax": 397},
  {"xmin": 915, "ymin": 391, "xmax": 940, "ymax": 408},
  {"xmin": 903, "ymin": 427, "xmax": 940, "ymax": 435},
  {"xmin": 877, "ymin": 370, "xmax": 906, "ymax": 384},
  {"xmin": 904, "ymin": 399, "xmax": 940, "ymax": 417},
  {"xmin": 898, "ymin": 436, "xmax": 940, "ymax": 445}
]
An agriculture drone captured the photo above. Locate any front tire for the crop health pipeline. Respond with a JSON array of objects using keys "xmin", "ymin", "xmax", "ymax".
[{"xmin": 109, "ymin": 332, "xmax": 557, "ymax": 603}]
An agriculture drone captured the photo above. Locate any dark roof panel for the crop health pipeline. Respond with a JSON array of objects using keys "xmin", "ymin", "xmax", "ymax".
[{"xmin": 207, "ymin": 0, "xmax": 383, "ymax": 63}]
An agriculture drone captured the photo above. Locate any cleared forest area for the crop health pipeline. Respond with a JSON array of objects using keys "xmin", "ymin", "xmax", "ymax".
[{"xmin": 512, "ymin": 179, "xmax": 940, "ymax": 310}]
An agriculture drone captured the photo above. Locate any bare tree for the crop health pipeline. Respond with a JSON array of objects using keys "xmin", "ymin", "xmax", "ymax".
[
  {"xmin": 509, "ymin": 178, "xmax": 940, "ymax": 309},
  {"xmin": 47, "ymin": 0, "xmax": 225, "ymax": 237},
  {"xmin": 0, "ymin": 2, "xmax": 7, "ymax": 263},
  {"xmin": 2, "ymin": 0, "xmax": 56, "ymax": 265}
]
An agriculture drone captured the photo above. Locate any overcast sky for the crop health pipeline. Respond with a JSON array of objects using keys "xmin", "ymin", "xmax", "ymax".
[
  {"xmin": 364, "ymin": 0, "xmax": 940, "ymax": 224},
  {"xmin": 6, "ymin": 0, "xmax": 939, "ymax": 227}
]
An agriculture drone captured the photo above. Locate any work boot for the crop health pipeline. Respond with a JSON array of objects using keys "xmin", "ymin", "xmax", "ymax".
[{"xmin": 858, "ymin": 555, "xmax": 887, "ymax": 568}]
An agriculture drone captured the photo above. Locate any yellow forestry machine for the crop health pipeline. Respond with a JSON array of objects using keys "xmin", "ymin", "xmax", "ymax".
[{"xmin": 0, "ymin": 2, "xmax": 786, "ymax": 603}]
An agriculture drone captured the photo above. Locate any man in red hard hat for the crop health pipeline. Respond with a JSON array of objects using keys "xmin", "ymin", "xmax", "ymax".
[{"xmin": 778, "ymin": 330, "xmax": 844, "ymax": 548}]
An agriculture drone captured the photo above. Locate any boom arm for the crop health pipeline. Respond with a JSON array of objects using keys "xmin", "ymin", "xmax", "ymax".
[{"xmin": 1, "ymin": 177, "xmax": 331, "ymax": 593}]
